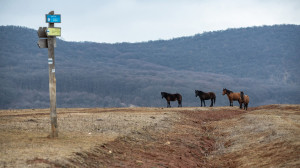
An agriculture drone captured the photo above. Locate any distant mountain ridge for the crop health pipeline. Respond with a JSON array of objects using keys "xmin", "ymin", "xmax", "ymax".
[{"xmin": 0, "ymin": 25, "xmax": 299, "ymax": 109}]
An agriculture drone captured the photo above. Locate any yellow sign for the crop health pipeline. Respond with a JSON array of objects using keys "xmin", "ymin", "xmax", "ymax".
[{"xmin": 46, "ymin": 27, "xmax": 61, "ymax": 36}]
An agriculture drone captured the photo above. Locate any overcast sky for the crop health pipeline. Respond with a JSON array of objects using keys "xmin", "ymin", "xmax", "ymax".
[{"xmin": 0, "ymin": 0, "xmax": 299, "ymax": 43}]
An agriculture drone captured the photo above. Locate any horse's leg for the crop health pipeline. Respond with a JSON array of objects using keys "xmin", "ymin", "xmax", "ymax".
[
  {"xmin": 203, "ymin": 100, "xmax": 206, "ymax": 107},
  {"xmin": 178, "ymin": 100, "xmax": 182, "ymax": 107},
  {"xmin": 210, "ymin": 99, "xmax": 213, "ymax": 107},
  {"xmin": 200, "ymin": 99, "xmax": 203, "ymax": 107},
  {"xmin": 167, "ymin": 101, "xmax": 171, "ymax": 108}
]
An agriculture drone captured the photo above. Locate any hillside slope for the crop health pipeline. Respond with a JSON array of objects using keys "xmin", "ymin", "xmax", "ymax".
[{"xmin": 0, "ymin": 25, "xmax": 300, "ymax": 109}]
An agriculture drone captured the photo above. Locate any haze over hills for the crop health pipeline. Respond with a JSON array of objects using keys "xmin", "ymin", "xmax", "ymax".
[{"xmin": 0, "ymin": 25, "xmax": 300, "ymax": 109}]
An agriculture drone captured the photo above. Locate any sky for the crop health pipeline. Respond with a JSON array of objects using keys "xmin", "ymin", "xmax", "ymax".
[{"xmin": 0, "ymin": 0, "xmax": 299, "ymax": 43}]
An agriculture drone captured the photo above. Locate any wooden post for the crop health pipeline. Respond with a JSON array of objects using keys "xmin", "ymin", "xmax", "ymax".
[{"xmin": 47, "ymin": 11, "xmax": 58, "ymax": 138}]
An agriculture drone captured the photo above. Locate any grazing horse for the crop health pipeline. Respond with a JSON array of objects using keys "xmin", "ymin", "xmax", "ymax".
[
  {"xmin": 161, "ymin": 92, "xmax": 182, "ymax": 108},
  {"xmin": 195, "ymin": 90, "xmax": 216, "ymax": 107},
  {"xmin": 238, "ymin": 91, "xmax": 250, "ymax": 110},
  {"xmin": 222, "ymin": 88, "xmax": 241, "ymax": 106}
]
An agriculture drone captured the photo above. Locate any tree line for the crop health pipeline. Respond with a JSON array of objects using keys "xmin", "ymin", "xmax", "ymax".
[{"xmin": 0, "ymin": 25, "xmax": 299, "ymax": 109}]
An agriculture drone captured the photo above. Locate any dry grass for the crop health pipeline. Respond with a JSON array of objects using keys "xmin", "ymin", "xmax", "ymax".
[
  {"xmin": 0, "ymin": 107, "xmax": 180, "ymax": 167},
  {"xmin": 1, "ymin": 105, "xmax": 299, "ymax": 167},
  {"xmin": 209, "ymin": 104, "xmax": 300, "ymax": 167}
]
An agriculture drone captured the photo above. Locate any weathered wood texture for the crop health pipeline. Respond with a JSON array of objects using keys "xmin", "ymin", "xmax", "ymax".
[{"xmin": 47, "ymin": 11, "xmax": 58, "ymax": 138}]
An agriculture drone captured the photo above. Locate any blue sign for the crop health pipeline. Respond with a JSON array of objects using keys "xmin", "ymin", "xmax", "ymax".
[{"xmin": 46, "ymin": 14, "xmax": 61, "ymax": 23}]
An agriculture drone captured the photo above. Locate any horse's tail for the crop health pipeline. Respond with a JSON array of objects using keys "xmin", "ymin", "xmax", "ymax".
[
  {"xmin": 240, "ymin": 91, "xmax": 244, "ymax": 102},
  {"xmin": 212, "ymin": 93, "xmax": 216, "ymax": 104},
  {"xmin": 214, "ymin": 96, "xmax": 216, "ymax": 104},
  {"xmin": 177, "ymin": 94, "xmax": 182, "ymax": 107}
]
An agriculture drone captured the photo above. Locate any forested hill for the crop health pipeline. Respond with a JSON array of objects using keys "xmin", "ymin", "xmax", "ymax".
[{"xmin": 0, "ymin": 25, "xmax": 300, "ymax": 109}]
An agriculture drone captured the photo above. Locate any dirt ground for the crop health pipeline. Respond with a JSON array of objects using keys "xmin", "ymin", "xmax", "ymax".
[{"xmin": 0, "ymin": 105, "xmax": 299, "ymax": 167}]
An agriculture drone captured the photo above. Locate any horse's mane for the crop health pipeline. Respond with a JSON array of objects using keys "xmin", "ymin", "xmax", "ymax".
[
  {"xmin": 161, "ymin": 92, "xmax": 168, "ymax": 96},
  {"xmin": 196, "ymin": 90, "xmax": 203, "ymax": 94},
  {"xmin": 226, "ymin": 89, "xmax": 233, "ymax": 93}
]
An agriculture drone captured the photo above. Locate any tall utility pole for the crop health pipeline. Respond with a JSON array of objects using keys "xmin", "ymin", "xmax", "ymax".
[{"xmin": 37, "ymin": 11, "xmax": 61, "ymax": 138}]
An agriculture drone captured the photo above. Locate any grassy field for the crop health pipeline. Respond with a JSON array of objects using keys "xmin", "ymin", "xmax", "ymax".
[{"xmin": 0, "ymin": 105, "xmax": 299, "ymax": 167}]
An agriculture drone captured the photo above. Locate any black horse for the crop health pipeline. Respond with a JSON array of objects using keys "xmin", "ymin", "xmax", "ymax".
[
  {"xmin": 195, "ymin": 90, "xmax": 216, "ymax": 107},
  {"xmin": 161, "ymin": 92, "xmax": 182, "ymax": 108}
]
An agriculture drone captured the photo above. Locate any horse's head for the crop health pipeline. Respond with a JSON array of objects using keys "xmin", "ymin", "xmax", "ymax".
[
  {"xmin": 161, "ymin": 92, "xmax": 165, "ymax": 99},
  {"xmin": 222, "ymin": 88, "xmax": 227, "ymax": 95}
]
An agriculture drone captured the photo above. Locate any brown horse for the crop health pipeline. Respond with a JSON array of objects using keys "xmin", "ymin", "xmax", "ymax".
[
  {"xmin": 195, "ymin": 90, "xmax": 216, "ymax": 107},
  {"xmin": 222, "ymin": 88, "xmax": 241, "ymax": 106},
  {"xmin": 238, "ymin": 91, "xmax": 250, "ymax": 110},
  {"xmin": 161, "ymin": 92, "xmax": 182, "ymax": 108}
]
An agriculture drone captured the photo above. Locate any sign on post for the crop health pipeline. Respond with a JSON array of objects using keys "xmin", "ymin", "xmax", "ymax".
[
  {"xmin": 37, "ymin": 27, "xmax": 57, "ymax": 48},
  {"xmin": 46, "ymin": 14, "xmax": 61, "ymax": 23},
  {"xmin": 38, "ymin": 27, "xmax": 47, "ymax": 38},
  {"xmin": 46, "ymin": 28, "xmax": 61, "ymax": 36},
  {"xmin": 37, "ymin": 38, "xmax": 57, "ymax": 48},
  {"xmin": 37, "ymin": 39, "xmax": 48, "ymax": 48},
  {"xmin": 37, "ymin": 11, "xmax": 61, "ymax": 138}
]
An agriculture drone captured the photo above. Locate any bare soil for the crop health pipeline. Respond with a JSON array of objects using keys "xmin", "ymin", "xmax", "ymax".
[{"xmin": 0, "ymin": 105, "xmax": 299, "ymax": 167}]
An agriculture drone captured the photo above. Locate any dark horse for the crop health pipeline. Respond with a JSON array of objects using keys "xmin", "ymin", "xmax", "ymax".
[
  {"xmin": 161, "ymin": 92, "xmax": 182, "ymax": 108},
  {"xmin": 195, "ymin": 90, "xmax": 216, "ymax": 107}
]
